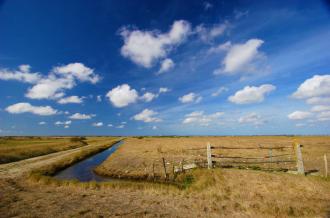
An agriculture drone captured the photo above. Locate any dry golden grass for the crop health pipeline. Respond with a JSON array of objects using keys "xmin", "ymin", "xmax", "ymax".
[
  {"xmin": 0, "ymin": 136, "xmax": 89, "ymax": 163},
  {"xmin": 1, "ymin": 168, "xmax": 329, "ymax": 217},
  {"xmin": 95, "ymin": 136, "xmax": 330, "ymax": 179},
  {"xmin": 1, "ymin": 136, "xmax": 329, "ymax": 217}
]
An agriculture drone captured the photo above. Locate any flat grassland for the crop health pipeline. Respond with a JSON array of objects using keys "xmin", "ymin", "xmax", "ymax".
[
  {"xmin": 0, "ymin": 136, "xmax": 329, "ymax": 217},
  {"xmin": 95, "ymin": 136, "xmax": 330, "ymax": 179},
  {"xmin": 0, "ymin": 136, "xmax": 93, "ymax": 164}
]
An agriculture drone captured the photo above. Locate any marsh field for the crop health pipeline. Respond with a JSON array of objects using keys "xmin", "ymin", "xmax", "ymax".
[{"xmin": 0, "ymin": 136, "xmax": 329, "ymax": 217}]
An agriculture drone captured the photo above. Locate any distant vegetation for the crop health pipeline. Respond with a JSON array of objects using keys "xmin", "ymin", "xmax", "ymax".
[{"xmin": 0, "ymin": 137, "xmax": 89, "ymax": 164}]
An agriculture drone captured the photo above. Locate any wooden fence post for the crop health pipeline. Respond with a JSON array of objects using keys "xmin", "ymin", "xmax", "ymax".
[
  {"xmin": 162, "ymin": 157, "xmax": 168, "ymax": 180},
  {"xmin": 324, "ymin": 154, "xmax": 328, "ymax": 178},
  {"xmin": 295, "ymin": 143, "xmax": 305, "ymax": 175},
  {"xmin": 207, "ymin": 142, "xmax": 212, "ymax": 169},
  {"xmin": 152, "ymin": 162, "xmax": 155, "ymax": 180},
  {"xmin": 269, "ymin": 148, "xmax": 273, "ymax": 163}
]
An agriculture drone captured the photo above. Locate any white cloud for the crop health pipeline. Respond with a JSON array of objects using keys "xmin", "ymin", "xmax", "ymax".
[
  {"xmin": 120, "ymin": 20, "xmax": 191, "ymax": 68},
  {"xmin": 55, "ymin": 120, "xmax": 72, "ymax": 125},
  {"xmin": 0, "ymin": 65, "xmax": 41, "ymax": 83},
  {"xmin": 207, "ymin": 41, "xmax": 232, "ymax": 54},
  {"xmin": 140, "ymin": 92, "xmax": 158, "ymax": 102},
  {"xmin": 157, "ymin": 58, "xmax": 174, "ymax": 75},
  {"xmin": 107, "ymin": 124, "xmax": 113, "ymax": 127},
  {"xmin": 211, "ymin": 86, "xmax": 228, "ymax": 97},
  {"xmin": 238, "ymin": 112, "xmax": 266, "ymax": 125},
  {"xmin": 23, "ymin": 63, "xmax": 100, "ymax": 100},
  {"xmin": 183, "ymin": 111, "xmax": 224, "ymax": 126},
  {"xmin": 106, "ymin": 84, "xmax": 139, "ymax": 107},
  {"xmin": 96, "ymin": 95, "xmax": 102, "ymax": 102},
  {"xmin": 53, "ymin": 63, "xmax": 100, "ymax": 84},
  {"xmin": 55, "ymin": 120, "xmax": 71, "ymax": 129},
  {"xmin": 133, "ymin": 109, "xmax": 161, "ymax": 123},
  {"xmin": 6, "ymin": 102, "xmax": 58, "ymax": 116},
  {"xmin": 159, "ymin": 87, "xmax": 170, "ymax": 93},
  {"xmin": 179, "ymin": 92, "xmax": 202, "ymax": 103},
  {"xmin": 317, "ymin": 111, "xmax": 330, "ymax": 121},
  {"xmin": 92, "ymin": 122, "xmax": 103, "ymax": 127},
  {"xmin": 57, "ymin": 96, "xmax": 83, "ymax": 104},
  {"xmin": 292, "ymin": 75, "xmax": 330, "ymax": 103},
  {"xmin": 228, "ymin": 84, "xmax": 276, "ymax": 104},
  {"xmin": 311, "ymin": 105, "xmax": 330, "ymax": 112},
  {"xmin": 195, "ymin": 22, "xmax": 228, "ymax": 42},
  {"xmin": 152, "ymin": 126, "xmax": 158, "ymax": 130},
  {"xmin": 26, "ymin": 75, "xmax": 74, "ymax": 100},
  {"xmin": 38, "ymin": 121, "xmax": 46, "ymax": 125},
  {"xmin": 116, "ymin": 124, "xmax": 125, "ymax": 129},
  {"xmin": 288, "ymin": 111, "xmax": 312, "ymax": 120},
  {"xmin": 69, "ymin": 113, "xmax": 94, "ymax": 120},
  {"xmin": 1, "ymin": 63, "xmax": 100, "ymax": 101},
  {"xmin": 306, "ymin": 97, "xmax": 330, "ymax": 105},
  {"xmin": 214, "ymin": 39, "xmax": 264, "ymax": 75}
]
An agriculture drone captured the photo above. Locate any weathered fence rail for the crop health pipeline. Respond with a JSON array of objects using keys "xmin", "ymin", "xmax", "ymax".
[{"xmin": 152, "ymin": 141, "xmax": 328, "ymax": 181}]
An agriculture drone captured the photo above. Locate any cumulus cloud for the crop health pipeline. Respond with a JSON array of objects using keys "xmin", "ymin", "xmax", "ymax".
[
  {"xmin": 211, "ymin": 86, "xmax": 228, "ymax": 97},
  {"xmin": 25, "ymin": 75, "xmax": 74, "ymax": 99},
  {"xmin": 157, "ymin": 58, "xmax": 174, "ymax": 75},
  {"xmin": 140, "ymin": 92, "xmax": 158, "ymax": 102},
  {"xmin": 214, "ymin": 39, "xmax": 264, "ymax": 75},
  {"xmin": 132, "ymin": 109, "xmax": 161, "ymax": 123},
  {"xmin": 53, "ymin": 63, "xmax": 100, "ymax": 84},
  {"xmin": 69, "ymin": 113, "xmax": 94, "ymax": 120},
  {"xmin": 183, "ymin": 111, "xmax": 224, "ymax": 126},
  {"xmin": 21, "ymin": 63, "xmax": 100, "ymax": 100},
  {"xmin": 238, "ymin": 112, "xmax": 266, "ymax": 125},
  {"xmin": 38, "ymin": 121, "xmax": 46, "ymax": 125},
  {"xmin": 92, "ymin": 122, "xmax": 103, "ymax": 127},
  {"xmin": 96, "ymin": 95, "xmax": 102, "ymax": 102},
  {"xmin": 106, "ymin": 85, "xmax": 169, "ymax": 107},
  {"xmin": 106, "ymin": 84, "xmax": 139, "ymax": 107},
  {"xmin": 292, "ymin": 75, "xmax": 330, "ymax": 104},
  {"xmin": 288, "ymin": 111, "xmax": 312, "ymax": 120},
  {"xmin": 179, "ymin": 92, "xmax": 202, "ymax": 103},
  {"xmin": 228, "ymin": 84, "xmax": 276, "ymax": 104},
  {"xmin": 120, "ymin": 20, "xmax": 191, "ymax": 68},
  {"xmin": 116, "ymin": 124, "xmax": 125, "ymax": 129},
  {"xmin": 311, "ymin": 105, "xmax": 330, "ymax": 112},
  {"xmin": 6, "ymin": 102, "xmax": 58, "ymax": 116},
  {"xmin": 55, "ymin": 120, "xmax": 72, "ymax": 126},
  {"xmin": 57, "ymin": 96, "xmax": 83, "ymax": 104},
  {"xmin": 0, "ymin": 65, "xmax": 41, "ymax": 83}
]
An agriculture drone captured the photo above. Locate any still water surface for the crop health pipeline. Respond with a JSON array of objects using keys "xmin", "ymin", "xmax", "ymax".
[{"xmin": 54, "ymin": 140, "xmax": 123, "ymax": 182}]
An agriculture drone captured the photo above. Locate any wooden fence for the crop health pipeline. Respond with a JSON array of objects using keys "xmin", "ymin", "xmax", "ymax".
[{"xmin": 156, "ymin": 142, "xmax": 328, "ymax": 180}]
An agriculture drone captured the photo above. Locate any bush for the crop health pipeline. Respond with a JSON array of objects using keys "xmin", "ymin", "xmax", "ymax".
[{"xmin": 70, "ymin": 137, "xmax": 87, "ymax": 145}]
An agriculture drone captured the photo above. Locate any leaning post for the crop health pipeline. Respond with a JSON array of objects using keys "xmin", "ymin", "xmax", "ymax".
[
  {"xmin": 207, "ymin": 142, "xmax": 212, "ymax": 169},
  {"xmin": 324, "ymin": 154, "xmax": 328, "ymax": 178},
  {"xmin": 295, "ymin": 143, "xmax": 305, "ymax": 175},
  {"xmin": 162, "ymin": 157, "xmax": 168, "ymax": 180}
]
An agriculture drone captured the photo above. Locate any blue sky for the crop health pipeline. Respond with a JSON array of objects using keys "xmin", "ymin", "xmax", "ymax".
[{"xmin": 0, "ymin": 0, "xmax": 330, "ymax": 136}]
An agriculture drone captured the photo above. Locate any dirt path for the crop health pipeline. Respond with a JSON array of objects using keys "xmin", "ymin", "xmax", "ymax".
[{"xmin": 0, "ymin": 143, "xmax": 106, "ymax": 179}]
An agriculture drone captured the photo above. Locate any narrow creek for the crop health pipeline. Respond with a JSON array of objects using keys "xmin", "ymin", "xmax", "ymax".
[{"xmin": 54, "ymin": 140, "xmax": 123, "ymax": 182}]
